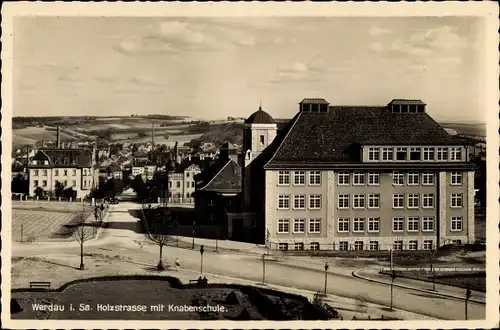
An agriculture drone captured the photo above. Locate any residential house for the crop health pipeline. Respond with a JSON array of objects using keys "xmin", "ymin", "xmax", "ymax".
[{"xmin": 168, "ymin": 162, "xmax": 201, "ymax": 204}]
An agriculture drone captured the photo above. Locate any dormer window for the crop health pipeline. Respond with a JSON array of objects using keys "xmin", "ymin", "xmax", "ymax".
[
  {"xmin": 409, "ymin": 147, "xmax": 421, "ymax": 161},
  {"xmin": 44, "ymin": 160, "xmax": 49, "ymax": 165},
  {"xmin": 368, "ymin": 147, "xmax": 380, "ymax": 161},
  {"xmin": 396, "ymin": 147, "xmax": 407, "ymax": 161},
  {"xmin": 32, "ymin": 160, "xmax": 38, "ymax": 165}
]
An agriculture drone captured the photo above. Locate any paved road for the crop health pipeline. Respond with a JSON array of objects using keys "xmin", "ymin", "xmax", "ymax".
[{"xmin": 12, "ymin": 201, "xmax": 486, "ymax": 320}]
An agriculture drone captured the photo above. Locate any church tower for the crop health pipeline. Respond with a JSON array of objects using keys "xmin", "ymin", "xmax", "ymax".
[{"xmin": 242, "ymin": 104, "xmax": 278, "ymax": 209}]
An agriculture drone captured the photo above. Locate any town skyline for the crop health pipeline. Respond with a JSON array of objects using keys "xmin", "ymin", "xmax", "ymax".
[{"xmin": 13, "ymin": 16, "xmax": 486, "ymax": 122}]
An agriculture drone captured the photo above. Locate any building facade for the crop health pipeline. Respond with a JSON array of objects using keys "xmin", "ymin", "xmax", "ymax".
[
  {"xmin": 252, "ymin": 98, "xmax": 475, "ymax": 251},
  {"xmin": 168, "ymin": 164, "xmax": 201, "ymax": 203},
  {"xmin": 28, "ymin": 148, "xmax": 98, "ymax": 199}
]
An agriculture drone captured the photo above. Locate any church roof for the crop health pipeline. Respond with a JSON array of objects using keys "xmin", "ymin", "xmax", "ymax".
[{"xmin": 244, "ymin": 106, "xmax": 276, "ymax": 125}]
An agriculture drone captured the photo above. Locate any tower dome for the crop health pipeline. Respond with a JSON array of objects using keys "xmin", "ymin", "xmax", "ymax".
[{"xmin": 244, "ymin": 106, "xmax": 276, "ymax": 124}]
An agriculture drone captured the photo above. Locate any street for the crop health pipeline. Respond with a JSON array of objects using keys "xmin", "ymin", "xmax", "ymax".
[{"xmin": 11, "ymin": 201, "xmax": 486, "ymax": 320}]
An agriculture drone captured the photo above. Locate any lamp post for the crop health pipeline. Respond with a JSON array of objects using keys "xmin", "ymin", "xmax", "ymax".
[
  {"xmin": 324, "ymin": 261, "xmax": 329, "ymax": 296},
  {"xmin": 465, "ymin": 287, "xmax": 471, "ymax": 320},
  {"xmin": 200, "ymin": 245, "xmax": 205, "ymax": 275},
  {"xmin": 390, "ymin": 270, "xmax": 397, "ymax": 310},
  {"xmin": 262, "ymin": 254, "xmax": 266, "ymax": 284},
  {"xmin": 192, "ymin": 220, "xmax": 196, "ymax": 249}
]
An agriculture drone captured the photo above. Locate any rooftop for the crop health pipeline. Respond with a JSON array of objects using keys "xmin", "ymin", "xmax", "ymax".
[
  {"xmin": 30, "ymin": 149, "xmax": 93, "ymax": 168},
  {"xmin": 299, "ymin": 98, "xmax": 329, "ymax": 104},
  {"xmin": 197, "ymin": 159, "xmax": 242, "ymax": 193},
  {"xmin": 244, "ymin": 106, "xmax": 276, "ymax": 125}
]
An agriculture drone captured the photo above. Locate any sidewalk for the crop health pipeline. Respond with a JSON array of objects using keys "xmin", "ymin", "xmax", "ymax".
[
  {"xmin": 170, "ymin": 268, "xmax": 435, "ymax": 321},
  {"xmin": 353, "ymin": 269, "xmax": 486, "ymax": 304},
  {"xmin": 176, "ymin": 236, "xmax": 268, "ymax": 254}
]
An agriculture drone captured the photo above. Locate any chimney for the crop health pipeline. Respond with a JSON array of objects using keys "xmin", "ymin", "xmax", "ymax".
[
  {"xmin": 56, "ymin": 126, "xmax": 61, "ymax": 148},
  {"xmin": 152, "ymin": 120, "xmax": 155, "ymax": 147}
]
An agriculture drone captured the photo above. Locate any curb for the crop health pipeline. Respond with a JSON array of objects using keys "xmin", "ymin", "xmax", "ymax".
[{"xmin": 352, "ymin": 270, "xmax": 486, "ymax": 305}]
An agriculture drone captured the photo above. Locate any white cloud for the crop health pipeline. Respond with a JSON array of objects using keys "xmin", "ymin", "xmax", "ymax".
[
  {"xmin": 410, "ymin": 25, "xmax": 467, "ymax": 51},
  {"xmin": 367, "ymin": 42, "xmax": 384, "ymax": 52},
  {"xmin": 368, "ymin": 26, "xmax": 392, "ymax": 36}
]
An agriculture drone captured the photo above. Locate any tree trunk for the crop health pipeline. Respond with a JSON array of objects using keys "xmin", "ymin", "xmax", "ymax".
[
  {"xmin": 80, "ymin": 241, "xmax": 85, "ymax": 270},
  {"xmin": 157, "ymin": 244, "xmax": 164, "ymax": 270}
]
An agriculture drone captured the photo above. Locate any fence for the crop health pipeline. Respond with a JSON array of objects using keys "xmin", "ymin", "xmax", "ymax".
[
  {"xmin": 158, "ymin": 197, "xmax": 195, "ymax": 205},
  {"xmin": 265, "ymin": 240, "xmax": 433, "ymax": 253},
  {"xmin": 12, "ymin": 194, "xmax": 105, "ymax": 205}
]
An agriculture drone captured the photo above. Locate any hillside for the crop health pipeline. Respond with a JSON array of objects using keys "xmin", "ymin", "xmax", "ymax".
[{"xmin": 13, "ymin": 127, "xmax": 77, "ymax": 148}]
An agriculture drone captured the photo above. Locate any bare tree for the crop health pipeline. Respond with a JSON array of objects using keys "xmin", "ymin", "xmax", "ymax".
[
  {"xmin": 426, "ymin": 249, "xmax": 438, "ymax": 291},
  {"xmin": 74, "ymin": 204, "xmax": 93, "ymax": 270},
  {"xmin": 146, "ymin": 208, "xmax": 178, "ymax": 270}
]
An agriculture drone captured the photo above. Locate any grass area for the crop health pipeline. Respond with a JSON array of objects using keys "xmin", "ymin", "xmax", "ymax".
[
  {"xmin": 13, "ymin": 127, "xmax": 76, "ymax": 148},
  {"xmin": 11, "ymin": 202, "xmax": 94, "ymax": 242},
  {"xmin": 380, "ymin": 270, "xmax": 486, "ymax": 292}
]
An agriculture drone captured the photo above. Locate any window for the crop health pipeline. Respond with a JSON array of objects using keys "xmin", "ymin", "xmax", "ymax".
[
  {"xmin": 382, "ymin": 147, "xmax": 394, "ymax": 161},
  {"xmin": 451, "ymin": 172, "xmax": 463, "ymax": 185},
  {"xmin": 278, "ymin": 171, "xmax": 290, "ymax": 185},
  {"xmin": 64, "ymin": 180, "xmax": 68, "ymax": 186},
  {"xmin": 396, "ymin": 147, "xmax": 407, "ymax": 161},
  {"xmin": 393, "ymin": 194, "xmax": 404, "ymax": 208},
  {"xmin": 354, "ymin": 241, "xmax": 364, "ymax": 251},
  {"xmin": 169, "ymin": 181, "xmax": 172, "ymax": 188},
  {"xmin": 72, "ymin": 180, "xmax": 76, "ymax": 187},
  {"xmin": 308, "ymin": 195, "xmax": 321, "ymax": 209},
  {"xmin": 259, "ymin": 135, "xmax": 265, "ymax": 146},
  {"xmin": 423, "ymin": 147, "xmax": 435, "ymax": 161},
  {"xmin": 294, "ymin": 242, "xmax": 304, "ymax": 251},
  {"xmin": 42, "ymin": 180, "xmax": 47, "ymax": 187},
  {"xmin": 423, "ymin": 240, "xmax": 433, "ymax": 250},
  {"xmin": 278, "ymin": 195, "xmax": 290, "ymax": 209},
  {"xmin": 393, "ymin": 217, "xmax": 404, "ymax": 232},
  {"xmin": 451, "ymin": 193, "xmax": 463, "ymax": 208},
  {"xmin": 409, "ymin": 147, "xmax": 421, "ymax": 161},
  {"xmin": 392, "ymin": 171, "xmax": 405, "ymax": 185},
  {"xmin": 453, "ymin": 239, "xmax": 462, "ymax": 245},
  {"xmin": 407, "ymin": 217, "xmax": 419, "ymax": 232},
  {"xmin": 422, "ymin": 217, "xmax": 434, "ymax": 232},
  {"xmin": 353, "ymin": 172, "xmax": 365, "ymax": 185},
  {"xmin": 34, "ymin": 170, "xmax": 39, "ymax": 176},
  {"xmin": 72, "ymin": 169, "xmax": 77, "ymax": 176},
  {"xmin": 450, "ymin": 147, "xmax": 462, "ymax": 161},
  {"xmin": 339, "ymin": 241, "xmax": 348, "ymax": 251},
  {"xmin": 64, "ymin": 170, "xmax": 68, "ymax": 176},
  {"xmin": 338, "ymin": 172, "xmax": 350, "ymax": 185},
  {"xmin": 338, "ymin": 194, "xmax": 350, "ymax": 209},
  {"xmin": 34, "ymin": 180, "xmax": 39, "ymax": 187},
  {"xmin": 353, "ymin": 217, "xmax": 365, "ymax": 232},
  {"xmin": 310, "ymin": 242, "xmax": 320, "ymax": 250},
  {"xmin": 407, "ymin": 193, "xmax": 419, "ymax": 208},
  {"xmin": 393, "ymin": 240, "xmax": 403, "ymax": 250},
  {"xmin": 42, "ymin": 170, "xmax": 48, "ymax": 176},
  {"xmin": 293, "ymin": 171, "xmax": 306, "ymax": 185},
  {"xmin": 368, "ymin": 173, "xmax": 379, "ymax": 185},
  {"xmin": 278, "ymin": 243, "xmax": 288, "ymax": 251},
  {"xmin": 338, "ymin": 218, "xmax": 349, "ymax": 232},
  {"xmin": 408, "ymin": 240, "xmax": 418, "ymax": 251},
  {"xmin": 309, "ymin": 171, "xmax": 321, "ymax": 185},
  {"xmin": 368, "ymin": 147, "xmax": 380, "ymax": 161},
  {"xmin": 353, "ymin": 194, "xmax": 365, "ymax": 209},
  {"xmin": 293, "ymin": 219, "xmax": 305, "ymax": 233},
  {"xmin": 422, "ymin": 173, "xmax": 434, "ymax": 185},
  {"xmin": 421, "ymin": 193, "xmax": 434, "ymax": 208},
  {"xmin": 437, "ymin": 147, "xmax": 448, "ymax": 161},
  {"xmin": 309, "ymin": 218, "xmax": 321, "ymax": 233},
  {"xmin": 368, "ymin": 217, "xmax": 380, "ymax": 232},
  {"xmin": 55, "ymin": 169, "xmax": 59, "ymax": 176},
  {"xmin": 277, "ymin": 219, "xmax": 289, "ymax": 233},
  {"xmin": 368, "ymin": 194, "xmax": 380, "ymax": 209},
  {"xmin": 407, "ymin": 172, "xmax": 420, "ymax": 185},
  {"xmin": 176, "ymin": 182, "xmax": 181, "ymax": 188},
  {"xmin": 293, "ymin": 195, "xmax": 306, "ymax": 209},
  {"xmin": 369, "ymin": 241, "xmax": 379, "ymax": 250},
  {"xmin": 451, "ymin": 216, "xmax": 463, "ymax": 231}
]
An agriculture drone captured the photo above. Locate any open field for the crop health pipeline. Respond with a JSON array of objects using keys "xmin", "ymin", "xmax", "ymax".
[
  {"xmin": 12, "ymin": 202, "xmax": 94, "ymax": 242},
  {"xmin": 13, "ymin": 127, "xmax": 77, "ymax": 148},
  {"xmin": 114, "ymin": 133, "xmax": 203, "ymax": 145}
]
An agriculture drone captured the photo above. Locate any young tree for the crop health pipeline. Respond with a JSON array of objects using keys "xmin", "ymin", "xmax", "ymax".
[
  {"xmin": 54, "ymin": 181, "xmax": 65, "ymax": 198},
  {"xmin": 146, "ymin": 208, "xmax": 178, "ymax": 270},
  {"xmin": 426, "ymin": 249, "xmax": 438, "ymax": 291},
  {"xmin": 34, "ymin": 186, "xmax": 45, "ymax": 198},
  {"xmin": 74, "ymin": 204, "xmax": 93, "ymax": 270}
]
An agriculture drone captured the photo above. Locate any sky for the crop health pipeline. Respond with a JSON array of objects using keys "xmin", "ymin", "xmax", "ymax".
[{"xmin": 13, "ymin": 16, "xmax": 487, "ymax": 122}]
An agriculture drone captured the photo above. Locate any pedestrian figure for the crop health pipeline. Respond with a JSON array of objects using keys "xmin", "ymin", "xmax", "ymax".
[{"xmin": 175, "ymin": 257, "xmax": 180, "ymax": 271}]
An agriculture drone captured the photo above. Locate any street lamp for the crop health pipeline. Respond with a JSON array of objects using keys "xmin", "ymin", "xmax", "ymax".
[
  {"xmin": 390, "ymin": 270, "xmax": 397, "ymax": 310},
  {"xmin": 200, "ymin": 245, "xmax": 205, "ymax": 275},
  {"xmin": 192, "ymin": 220, "xmax": 196, "ymax": 249},
  {"xmin": 262, "ymin": 254, "xmax": 266, "ymax": 284},
  {"xmin": 324, "ymin": 261, "xmax": 329, "ymax": 296},
  {"xmin": 465, "ymin": 287, "xmax": 471, "ymax": 320}
]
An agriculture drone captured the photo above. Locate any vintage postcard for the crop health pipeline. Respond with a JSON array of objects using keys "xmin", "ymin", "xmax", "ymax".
[{"xmin": 1, "ymin": 1, "xmax": 499, "ymax": 329}]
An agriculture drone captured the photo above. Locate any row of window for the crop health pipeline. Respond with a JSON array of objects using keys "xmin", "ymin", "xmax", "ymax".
[
  {"xmin": 278, "ymin": 240, "xmax": 437, "ymax": 251},
  {"xmin": 277, "ymin": 192, "xmax": 463, "ymax": 210},
  {"xmin": 277, "ymin": 171, "xmax": 464, "ymax": 186},
  {"xmin": 169, "ymin": 181, "xmax": 196, "ymax": 188},
  {"xmin": 367, "ymin": 147, "xmax": 462, "ymax": 162},
  {"xmin": 276, "ymin": 215, "xmax": 464, "ymax": 234},
  {"xmin": 33, "ymin": 169, "xmax": 81, "ymax": 177},
  {"xmin": 34, "ymin": 180, "xmax": 78, "ymax": 188}
]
